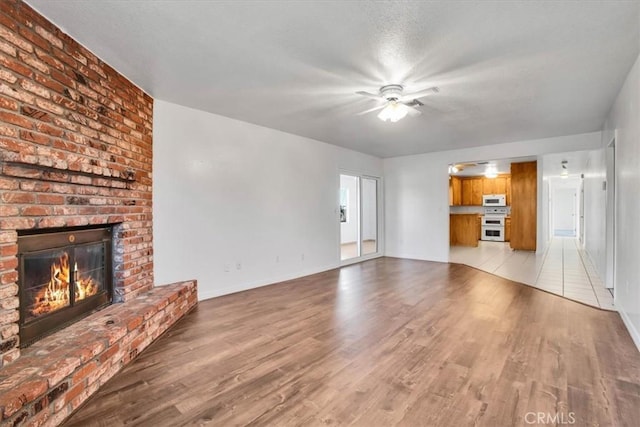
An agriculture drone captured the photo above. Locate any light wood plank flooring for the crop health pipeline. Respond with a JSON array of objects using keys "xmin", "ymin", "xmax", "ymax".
[{"xmin": 64, "ymin": 257, "xmax": 640, "ymax": 426}]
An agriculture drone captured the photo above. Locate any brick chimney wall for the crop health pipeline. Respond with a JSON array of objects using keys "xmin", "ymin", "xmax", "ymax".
[{"xmin": 0, "ymin": 0, "xmax": 154, "ymax": 367}]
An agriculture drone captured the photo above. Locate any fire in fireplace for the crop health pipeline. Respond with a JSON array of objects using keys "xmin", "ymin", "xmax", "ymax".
[{"xmin": 18, "ymin": 226, "xmax": 113, "ymax": 347}]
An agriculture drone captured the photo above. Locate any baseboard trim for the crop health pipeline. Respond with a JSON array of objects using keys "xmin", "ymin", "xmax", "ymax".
[
  {"xmin": 618, "ymin": 306, "xmax": 640, "ymax": 352},
  {"xmin": 197, "ymin": 262, "xmax": 340, "ymax": 301}
]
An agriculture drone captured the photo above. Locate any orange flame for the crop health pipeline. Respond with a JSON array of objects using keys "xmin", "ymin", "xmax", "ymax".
[{"xmin": 30, "ymin": 252, "xmax": 99, "ymax": 317}]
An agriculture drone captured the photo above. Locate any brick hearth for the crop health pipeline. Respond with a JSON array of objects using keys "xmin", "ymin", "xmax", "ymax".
[
  {"xmin": 0, "ymin": 281, "xmax": 197, "ymax": 426},
  {"xmin": 0, "ymin": 1, "xmax": 197, "ymax": 426}
]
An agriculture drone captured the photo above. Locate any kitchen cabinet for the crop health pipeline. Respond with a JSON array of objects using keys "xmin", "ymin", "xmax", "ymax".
[
  {"xmin": 472, "ymin": 179, "xmax": 483, "ymax": 205},
  {"xmin": 493, "ymin": 176, "xmax": 507, "ymax": 195},
  {"xmin": 482, "ymin": 175, "xmax": 508, "ymax": 195},
  {"xmin": 450, "ymin": 214, "xmax": 480, "ymax": 247},
  {"xmin": 461, "ymin": 177, "xmax": 483, "ymax": 206},
  {"xmin": 483, "ymin": 178, "xmax": 494, "ymax": 195},
  {"xmin": 449, "ymin": 176, "xmax": 462, "ymax": 206},
  {"xmin": 510, "ymin": 161, "xmax": 537, "ymax": 251},
  {"xmin": 505, "ymin": 217, "xmax": 511, "ymax": 242},
  {"xmin": 451, "ymin": 175, "xmax": 511, "ymax": 206}
]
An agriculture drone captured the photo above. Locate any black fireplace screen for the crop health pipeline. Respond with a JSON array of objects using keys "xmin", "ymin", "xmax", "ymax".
[{"xmin": 18, "ymin": 227, "xmax": 113, "ymax": 347}]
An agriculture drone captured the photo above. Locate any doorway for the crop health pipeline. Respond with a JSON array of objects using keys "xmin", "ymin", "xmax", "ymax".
[
  {"xmin": 552, "ymin": 187, "xmax": 577, "ymax": 236},
  {"xmin": 340, "ymin": 174, "xmax": 379, "ymax": 261}
]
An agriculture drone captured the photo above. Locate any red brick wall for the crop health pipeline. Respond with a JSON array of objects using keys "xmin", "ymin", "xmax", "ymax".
[{"xmin": 0, "ymin": 0, "xmax": 154, "ymax": 367}]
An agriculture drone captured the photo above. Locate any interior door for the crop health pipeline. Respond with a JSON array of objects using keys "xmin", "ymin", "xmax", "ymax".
[
  {"xmin": 552, "ymin": 188, "xmax": 576, "ymax": 236},
  {"xmin": 339, "ymin": 174, "xmax": 379, "ymax": 261},
  {"xmin": 361, "ymin": 178, "xmax": 378, "ymax": 256},
  {"xmin": 340, "ymin": 174, "xmax": 360, "ymax": 261}
]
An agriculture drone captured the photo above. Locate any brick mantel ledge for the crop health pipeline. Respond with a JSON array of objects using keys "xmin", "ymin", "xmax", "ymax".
[{"xmin": 0, "ymin": 280, "xmax": 197, "ymax": 427}]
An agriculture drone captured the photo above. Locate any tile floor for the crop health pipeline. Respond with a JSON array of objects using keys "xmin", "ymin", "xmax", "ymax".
[{"xmin": 449, "ymin": 237, "xmax": 615, "ymax": 310}]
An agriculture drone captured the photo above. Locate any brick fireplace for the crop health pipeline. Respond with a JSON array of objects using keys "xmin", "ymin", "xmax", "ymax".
[
  {"xmin": 0, "ymin": 1, "xmax": 197, "ymax": 425},
  {"xmin": 17, "ymin": 226, "xmax": 114, "ymax": 347},
  {"xmin": 0, "ymin": 0, "xmax": 155, "ymax": 367}
]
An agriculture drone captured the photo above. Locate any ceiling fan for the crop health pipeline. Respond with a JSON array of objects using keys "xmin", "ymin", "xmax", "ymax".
[
  {"xmin": 448, "ymin": 161, "xmax": 488, "ymax": 174},
  {"xmin": 356, "ymin": 84, "xmax": 439, "ymax": 122}
]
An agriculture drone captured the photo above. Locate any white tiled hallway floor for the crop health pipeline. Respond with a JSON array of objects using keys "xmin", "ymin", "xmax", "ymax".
[{"xmin": 450, "ymin": 237, "xmax": 615, "ymax": 310}]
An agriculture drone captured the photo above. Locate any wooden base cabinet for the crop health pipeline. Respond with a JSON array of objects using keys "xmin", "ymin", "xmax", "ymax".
[{"xmin": 450, "ymin": 214, "xmax": 480, "ymax": 247}]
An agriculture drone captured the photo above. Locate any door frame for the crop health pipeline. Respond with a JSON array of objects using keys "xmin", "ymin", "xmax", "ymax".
[
  {"xmin": 578, "ymin": 177, "xmax": 585, "ymax": 245},
  {"xmin": 605, "ymin": 136, "xmax": 616, "ymax": 290},
  {"xmin": 338, "ymin": 170, "xmax": 383, "ymax": 266}
]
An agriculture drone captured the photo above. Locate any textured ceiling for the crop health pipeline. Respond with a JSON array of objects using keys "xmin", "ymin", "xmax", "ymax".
[{"xmin": 26, "ymin": 1, "xmax": 640, "ymax": 158}]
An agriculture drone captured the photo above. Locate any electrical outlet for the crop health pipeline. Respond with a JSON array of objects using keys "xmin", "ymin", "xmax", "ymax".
[
  {"xmin": 276, "ymin": 255, "xmax": 280, "ymax": 263},
  {"xmin": 223, "ymin": 264, "xmax": 230, "ymax": 272},
  {"xmin": 301, "ymin": 253, "xmax": 305, "ymax": 261},
  {"xmin": 236, "ymin": 262, "xmax": 241, "ymax": 270}
]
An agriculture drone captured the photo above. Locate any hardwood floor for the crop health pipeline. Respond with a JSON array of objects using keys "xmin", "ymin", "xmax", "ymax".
[{"xmin": 63, "ymin": 257, "xmax": 640, "ymax": 427}]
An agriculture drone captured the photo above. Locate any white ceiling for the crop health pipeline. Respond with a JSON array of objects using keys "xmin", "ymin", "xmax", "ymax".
[
  {"xmin": 26, "ymin": 1, "xmax": 640, "ymax": 158},
  {"xmin": 542, "ymin": 150, "xmax": 591, "ymax": 178}
]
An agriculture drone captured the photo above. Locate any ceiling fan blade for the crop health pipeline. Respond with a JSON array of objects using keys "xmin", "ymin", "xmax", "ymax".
[
  {"xmin": 401, "ymin": 86, "xmax": 439, "ymax": 101},
  {"xmin": 356, "ymin": 104, "xmax": 386, "ymax": 116},
  {"xmin": 355, "ymin": 91, "xmax": 381, "ymax": 100}
]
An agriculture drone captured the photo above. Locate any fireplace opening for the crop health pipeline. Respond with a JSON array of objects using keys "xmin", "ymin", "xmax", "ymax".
[{"xmin": 18, "ymin": 226, "xmax": 113, "ymax": 347}]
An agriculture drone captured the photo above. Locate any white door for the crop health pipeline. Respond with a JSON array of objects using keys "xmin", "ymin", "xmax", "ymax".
[
  {"xmin": 339, "ymin": 174, "xmax": 380, "ymax": 261},
  {"xmin": 552, "ymin": 188, "xmax": 576, "ymax": 236},
  {"xmin": 339, "ymin": 174, "xmax": 360, "ymax": 261},
  {"xmin": 361, "ymin": 178, "xmax": 378, "ymax": 256}
]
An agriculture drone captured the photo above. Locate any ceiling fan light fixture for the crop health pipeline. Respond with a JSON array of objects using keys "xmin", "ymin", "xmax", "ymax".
[
  {"xmin": 377, "ymin": 100, "xmax": 409, "ymax": 122},
  {"xmin": 484, "ymin": 164, "xmax": 498, "ymax": 179}
]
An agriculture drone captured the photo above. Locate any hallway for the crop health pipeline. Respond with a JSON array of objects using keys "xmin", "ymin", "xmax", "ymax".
[{"xmin": 449, "ymin": 237, "xmax": 615, "ymax": 310}]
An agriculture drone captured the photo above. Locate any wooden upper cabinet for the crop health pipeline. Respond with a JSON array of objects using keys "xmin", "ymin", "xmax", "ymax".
[
  {"xmin": 449, "ymin": 177, "xmax": 462, "ymax": 206},
  {"xmin": 493, "ymin": 176, "xmax": 507, "ymax": 195},
  {"xmin": 506, "ymin": 176, "xmax": 512, "ymax": 205},
  {"xmin": 510, "ymin": 161, "xmax": 537, "ymax": 251},
  {"xmin": 483, "ymin": 178, "xmax": 495, "ymax": 195},
  {"xmin": 461, "ymin": 178, "xmax": 473, "ymax": 205},
  {"xmin": 461, "ymin": 177, "xmax": 482, "ymax": 205},
  {"xmin": 482, "ymin": 175, "xmax": 507, "ymax": 196},
  {"xmin": 453, "ymin": 175, "xmax": 510, "ymax": 206},
  {"xmin": 471, "ymin": 178, "xmax": 483, "ymax": 205}
]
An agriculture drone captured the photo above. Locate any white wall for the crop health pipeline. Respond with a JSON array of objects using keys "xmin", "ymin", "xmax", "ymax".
[
  {"xmin": 153, "ymin": 100, "xmax": 383, "ymax": 300},
  {"xmin": 339, "ymin": 175, "xmax": 359, "ymax": 244},
  {"xmin": 536, "ymin": 159, "xmax": 546, "ymax": 252},
  {"xmin": 583, "ymin": 149, "xmax": 607, "ymax": 276},
  {"xmin": 541, "ymin": 175, "xmax": 551, "ymax": 244},
  {"xmin": 384, "ymin": 132, "xmax": 601, "ymax": 262},
  {"xmin": 602, "ymin": 53, "xmax": 640, "ymax": 349}
]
